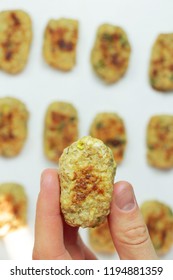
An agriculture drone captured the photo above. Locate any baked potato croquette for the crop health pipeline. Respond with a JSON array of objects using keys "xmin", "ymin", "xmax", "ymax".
[
  {"xmin": 141, "ymin": 200, "xmax": 173, "ymax": 255},
  {"xmin": 0, "ymin": 10, "xmax": 32, "ymax": 74},
  {"xmin": 89, "ymin": 219, "xmax": 115, "ymax": 254},
  {"xmin": 59, "ymin": 136, "xmax": 116, "ymax": 228},
  {"xmin": 43, "ymin": 18, "xmax": 78, "ymax": 71},
  {"xmin": 90, "ymin": 112, "xmax": 127, "ymax": 164},
  {"xmin": 0, "ymin": 97, "xmax": 29, "ymax": 157},
  {"xmin": 91, "ymin": 24, "xmax": 131, "ymax": 83},
  {"xmin": 44, "ymin": 101, "xmax": 78, "ymax": 163},
  {"xmin": 149, "ymin": 33, "xmax": 173, "ymax": 91},
  {"xmin": 0, "ymin": 183, "xmax": 27, "ymax": 237},
  {"xmin": 147, "ymin": 115, "xmax": 173, "ymax": 169}
]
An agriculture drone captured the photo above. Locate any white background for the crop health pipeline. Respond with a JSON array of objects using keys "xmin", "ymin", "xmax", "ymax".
[{"xmin": 0, "ymin": 0, "xmax": 173, "ymax": 260}]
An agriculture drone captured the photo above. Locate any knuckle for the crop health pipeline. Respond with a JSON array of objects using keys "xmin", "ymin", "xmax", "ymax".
[{"xmin": 118, "ymin": 224, "xmax": 149, "ymax": 246}]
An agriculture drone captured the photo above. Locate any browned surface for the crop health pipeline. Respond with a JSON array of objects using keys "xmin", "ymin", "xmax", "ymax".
[
  {"xmin": 44, "ymin": 102, "xmax": 78, "ymax": 162},
  {"xmin": 0, "ymin": 97, "xmax": 28, "ymax": 157},
  {"xmin": 141, "ymin": 201, "xmax": 173, "ymax": 255},
  {"xmin": 72, "ymin": 166, "xmax": 104, "ymax": 204},
  {"xmin": 147, "ymin": 115, "xmax": 173, "ymax": 169},
  {"xmin": 90, "ymin": 113, "xmax": 126, "ymax": 164}
]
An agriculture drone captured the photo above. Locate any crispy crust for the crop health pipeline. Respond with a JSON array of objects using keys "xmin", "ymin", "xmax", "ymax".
[
  {"xmin": 141, "ymin": 200, "xmax": 173, "ymax": 255},
  {"xmin": 44, "ymin": 101, "xmax": 78, "ymax": 163},
  {"xmin": 0, "ymin": 10, "xmax": 32, "ymax": 74},
  {"xmin": 89, "ymin": 219, "xmax": 115, "ymax": 254},
  {"xmin": 149, "ymin": 34, "xmax": 173, "ymax": 92},
  {"xmin": 0, "ymin": 183, "xmax": 27, "ymax": 237},
  {"xmin": 43, "ymin": 18, "xmax": 78, "ymax": 71},
  {"xmin": 0, "ymin": 97, "xmax": 29, "ymax": 157},
  {"xmin": 91, "ymin": 24, "xmax": 131, "ymax": 83},
  {"xmin": 147, "ymin": 115, "xmax": 173, "ymax": 169},
  {"xmin": 59, "ymin": 136, "xmax": 116, "ymax": 228},
  {"xmin": 90, "ymin": 112, "xmax": 126, "ymax": 163}
]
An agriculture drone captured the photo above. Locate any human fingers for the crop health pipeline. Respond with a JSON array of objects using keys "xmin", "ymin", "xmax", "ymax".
[
  {"xmin": 79, "ymin": 237, "xmax": 97, "ymax": 260},
  {"xmin": 108, "ymin": 181, "xmax": 158, "ymax": 260},
  {"xmin": 63, "ymin": 222, "xmax": 83, "ymax": 259},
  {"xmin": 63, "ymin": 219, "xmax": 97, "ymax": 259},
  {"xmin": 32, "ymin": 169, "xmax": 71, "ymax": 260}
]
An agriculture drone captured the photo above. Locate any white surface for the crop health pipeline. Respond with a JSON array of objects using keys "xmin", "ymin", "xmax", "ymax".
[{"xmin": 0, "ymin": 0, "xmax": 173, "ymax": 260}]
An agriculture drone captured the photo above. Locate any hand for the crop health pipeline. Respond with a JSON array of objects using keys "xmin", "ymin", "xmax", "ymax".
[{"xmin": 32, "ymin": 169, "xmax": 158, "ymax": 260}]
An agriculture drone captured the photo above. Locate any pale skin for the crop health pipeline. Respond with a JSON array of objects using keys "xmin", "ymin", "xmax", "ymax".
[{"xmin": 32, "ymin": 169, "xmax": 158, "ymax": 260}]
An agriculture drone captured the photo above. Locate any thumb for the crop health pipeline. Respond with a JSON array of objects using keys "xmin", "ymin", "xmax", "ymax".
[{"xmin": 108, "ymin": 181, "xmax": 158, "ymax": 260}]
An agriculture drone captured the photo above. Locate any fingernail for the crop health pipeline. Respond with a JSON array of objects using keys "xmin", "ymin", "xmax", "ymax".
[{"xmin": 115, "ymin": 184, "xmax": 136, "ymax": 211}]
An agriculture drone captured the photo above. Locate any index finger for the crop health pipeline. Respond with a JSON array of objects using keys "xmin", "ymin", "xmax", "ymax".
[{"xmin": 32, "ymin": 169, "xmax": 71, "ymax": 260}]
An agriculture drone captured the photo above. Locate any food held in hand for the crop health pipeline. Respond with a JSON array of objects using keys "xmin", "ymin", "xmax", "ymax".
[{"xmin": 59, "ymin": 136, "xmax": 116, "ymax": 228}]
